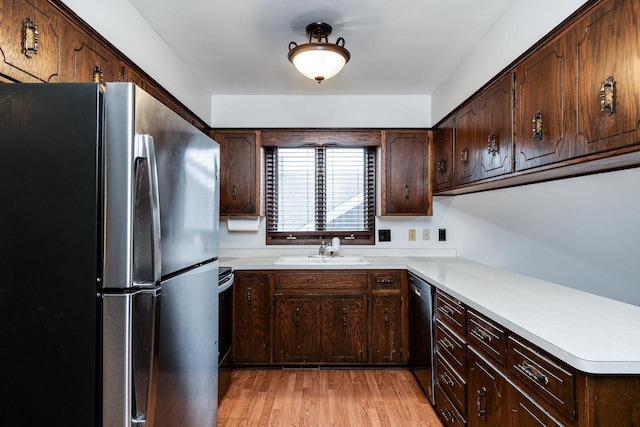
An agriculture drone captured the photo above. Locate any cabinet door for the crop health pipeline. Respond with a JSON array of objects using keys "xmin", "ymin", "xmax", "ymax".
[
  {"xmin": 433, "ymin": 116, "xmax": 455, "ymax": 191},
  {"xmin": 321, "ymin": 295, "xmax": 367, "ymax": 363},
  {"xmin": 70, "ymin": 38, "xmax": 120, "ymax": 83},
  {"xmin": 0, "ymin": 0, "xmax": 62, "ymax": 82},
  {"xmin": 476, "ymin": 74, "xmax": 514, "ymax": 179},
  {"xmin": 454, "ymin": 103, "xmax": 480, "ymax": 185},
  {"xmin": 233, "ymin": 272, "xmax": 271, "ymax": 364},
  {"xmin": 507, "ymin": 384, "xmax": 564, "ymax": 427},
  {"xmin": 515, "ymin": 35, "xmax": 573, "ymax": 171},
  {"xmin": 212, "ymin": 131, "xmax": 261, "ymax": 217},
  {"xmin": 274, "ymin": 295, "xmax": 317, "ymax": 363},
  {"xmin": 371, "ymin": 294, "xmax": 402, "ymax": 363},
  {"xmin": 468, "ymin": 349, "xmax": 508, "ymax": 427},
  {"xmin": 573, "ymin": 0, "xmax": 640, "ymax": 154},
  {"xmin": 381, "ymin": 131, "xmax": 431, "ymax": 215}
]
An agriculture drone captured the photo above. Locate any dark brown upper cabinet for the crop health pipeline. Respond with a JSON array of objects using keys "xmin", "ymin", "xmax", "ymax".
[
  {"xmin": 380, "ymin": 130, "xmax": 432, "ymax": 216},
  {"xmin": 515, "ymin": 33, "xmax": 573, "ymax": 171},
  {"xmin": 211, "ymin": 130, "xmax": 262, "ymax": 217}
]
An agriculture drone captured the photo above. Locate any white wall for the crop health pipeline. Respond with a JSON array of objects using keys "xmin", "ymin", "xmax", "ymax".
[
  {"xmin": 431, "ymin": 0, "xmax": 588, "ymax": 123},
  {"xmin": 60, "ymin": 0, "xmax": 212, "ymax": 124},
  {"xmin": 210, "ymin": 95, "xmax": 431, "ymax": 128},
  {"xmin": 435, "ymin": 168, "xmax": 640, "ymax": 306}
]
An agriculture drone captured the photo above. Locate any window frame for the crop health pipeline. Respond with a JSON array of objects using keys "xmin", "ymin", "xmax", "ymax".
[{"xmin": 261, "ymin": 130, "xmax": 381, "ymax": 246}]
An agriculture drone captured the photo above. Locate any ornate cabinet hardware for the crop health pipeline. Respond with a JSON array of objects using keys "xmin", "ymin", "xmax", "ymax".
[
  {"xmin": 232, "ymin": 184, "xmax": 238, "ymax": 200},
  {"xmin": 384, "ymin": 308, "xmax": 389, "ymax": 326},
  {"xmin": 600, "ymin": 76, "xmax": 615, "ymax": 116},
  {"xmin": 438, "ymin": 159, "xmax": 446, "ymax": 173},
  {"xmin": 92, "ymin": 65, "xmax": 104, "ymax": 84},
  {"xmin": 487, "ymin": 133, "xmax": 499, "ymax": 155},
  {"xmin": 477, "ymin": 387, "xmax": 488, "ymax": 420},
  {"xmin": 342, "ymin": 307, "xmax": 347, "ymax": 326},
  {"xmin": 460, "ymin": 148, "xmax": 469, "ymax": 165},
  {"xmin": 295, "ymin": 308, "xmax": 300, "ymax": 327},
  {"xmin": 404, "ymin": 185, "xmax": 410, "ymax": 200},
  {"xmin": 517, "ymin": 361, "xmax": 550, "ymax": 385},
  {"xmin": 246, "ymin": 287, "xmax": 252, "ymax": 305},
  {"xmin": 532, "ymin": 111, "xmax": 543, "ymax": 140},
  {"xmin": 23, "ymin": 18, "xmax": 39, "ymax": 58}
]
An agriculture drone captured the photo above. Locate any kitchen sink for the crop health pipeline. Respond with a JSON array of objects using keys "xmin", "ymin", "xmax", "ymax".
[{"xmin": 273, "ymin": 255, "xmax": 370, "ymax": 265}]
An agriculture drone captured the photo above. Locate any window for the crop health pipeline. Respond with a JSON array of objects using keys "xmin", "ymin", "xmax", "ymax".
[{"xmin": 265, "ymin": 145, "xmax": 375, "ymax": 245}]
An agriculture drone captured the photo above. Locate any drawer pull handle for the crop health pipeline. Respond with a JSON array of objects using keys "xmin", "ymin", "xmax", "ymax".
[
  {"xmin": 600, "ymin": 76, "xmax": 615, "ymax": 116},
  {"xmin": 440, "ymin": 408, "xmax": 454, "ymax": 423},
  {"xmin": 342, "ymin": 308, "xmax": 347, "ymax": 326},
  {"xmin": 438, "ymin": 305, "xmax": 453, "ymax": 316},
  {"xmin": 295, "ymin": 308, "xmax": 300, "ymax": 327},
  {"xmin": 384, "ymin": 308, "xmax": 390, "ymax": 326},
  {"xmin": 23, "ymin": 18, "xmax": 39, "ymax": 58},
  {"xmin": 377, "ymin": 278, "xmax": 395, "ymax": 284},
  {"xmin": 471, "ymin": 326, "xmax": 492, "ymax": 343},
  {"xmin": 439, "ymin": 337, "xmax": 454, "ymax": 350},
  {"xmin": 440, "ymin": 372, "xmax": 454, "ymax": 387},
  {"xmin": 246, "ymin": 287, "xmax": 252, "ymax": 305},
  {"xmin": 517, "ymin": 361, "xmax": 549, "ymax": 385},
  {"xmin": 477, "ymin": 387, "xmax": 488, "ymax": 420}
]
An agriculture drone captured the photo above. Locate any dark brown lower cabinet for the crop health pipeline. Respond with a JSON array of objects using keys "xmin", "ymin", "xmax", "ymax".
[
  {"xmin": 274, "ymin": 295, "xmax": 317, "ymax": 363},
  {"xmin": 233, "ymin": 272, "xmax": 271, "ymax": 364},
  {"xmin": 507, "ymin": 382, "xmax": 564, "ymax": 427},
  {"xmin": 371, "ymin": 294, "xmax": 403, "ymax": 363},
  {"xmin": 274, "ymin": 293, "xmax": 368, "ymax": 364},
  {"xmin": 467, "ymin": 348, "xmax": 508, "ymax": 427}
]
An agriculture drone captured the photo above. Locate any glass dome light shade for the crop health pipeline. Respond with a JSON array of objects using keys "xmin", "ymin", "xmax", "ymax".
[{"xmin": 288, "ymin": 43, "xmax": 350, "ymax": 82}]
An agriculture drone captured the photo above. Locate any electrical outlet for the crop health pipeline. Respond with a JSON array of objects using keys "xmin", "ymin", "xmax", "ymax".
[
  {"xmin": 422, "ymin": 228, "xmax": 430, "ymax": 240},
  {"xmin": 408, "ymin": 229, "xmax": 416, "ymax": 241}
]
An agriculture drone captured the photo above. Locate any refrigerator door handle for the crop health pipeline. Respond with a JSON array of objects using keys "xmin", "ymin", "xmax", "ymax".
[
  {"xmin": 131, "ymin": 287, "xmax": 161, "ymax": 427},
  {"xmin": 135, "ymin": 133, "xmax": 162, "ymax": 284}
]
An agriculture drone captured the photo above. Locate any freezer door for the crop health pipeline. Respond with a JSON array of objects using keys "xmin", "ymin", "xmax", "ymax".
[{"xmin": 103, "ymin": 287, "xmax": 161, "ymax": 427}]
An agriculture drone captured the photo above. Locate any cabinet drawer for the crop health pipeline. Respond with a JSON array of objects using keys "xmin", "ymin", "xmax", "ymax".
[
  {"xmin": 436, "ymin": 320, "xmax": 467, "ymax": 373},
  {"xmin": 436, "ymin": 291, "xmax": 466, "ymax": 335},
  {"xmin": 435, "ymin": 384, "xmax": 467, "ymax": 426},
  {"xmin": 507, "ymin": 336, "xmax": 576, "ymax": 421},
  {"xmin": 467, "ymin": 310, "xmax": 507, "ymax": 366},
  {"xmin": 436, "ymin": 354, "xmax": 467, "ymax": 416},
  {"xmin": 275, "ymin": 272, "xmax": 368, "ymax": 293},
  {"xmin": 371, "ymin": 270, "xmax": 402, "ymax": 291}
]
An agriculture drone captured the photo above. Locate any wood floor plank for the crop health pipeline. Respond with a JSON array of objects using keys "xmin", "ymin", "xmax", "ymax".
[{"xmin": 218, "ymin": 369, "xmax": 444, "ymax": 427}]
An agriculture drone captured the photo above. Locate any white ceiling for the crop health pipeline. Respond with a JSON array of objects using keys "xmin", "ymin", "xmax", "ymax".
[{"xmin": 128, "ymin": 0, "xmax": 518, "ymax": 96}]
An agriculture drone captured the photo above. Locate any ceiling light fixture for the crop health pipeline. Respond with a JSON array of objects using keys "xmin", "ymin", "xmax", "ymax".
[{"xmin": 288, "ymin": 22, "xmax": 351, "ymax": 83}]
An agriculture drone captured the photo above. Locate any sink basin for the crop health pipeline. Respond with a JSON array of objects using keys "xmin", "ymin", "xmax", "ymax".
[{"xmin": 273, "ymin": 256, "xmax": 370, "ymax": 265}]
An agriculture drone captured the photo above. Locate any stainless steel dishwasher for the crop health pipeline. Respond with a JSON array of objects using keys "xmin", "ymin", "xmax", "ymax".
[{"xmin": 408, "ymin": 272, "xmax": 436, "ymax": 404}]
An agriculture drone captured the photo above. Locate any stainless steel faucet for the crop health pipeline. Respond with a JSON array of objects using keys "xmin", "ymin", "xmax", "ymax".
[{"xmin": 319, "ymin": 241, "xmax": 329, "ymax": 255}]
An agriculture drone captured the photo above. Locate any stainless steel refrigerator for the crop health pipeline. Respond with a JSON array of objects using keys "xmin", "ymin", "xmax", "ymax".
[{"xmin": 0, "ymin": 83, "xmax": 220, "ymax": 426}]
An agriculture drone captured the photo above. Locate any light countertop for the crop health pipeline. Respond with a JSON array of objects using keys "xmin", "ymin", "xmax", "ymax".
[{"xmin": 220, "ymin": 255, "xmax": 640, "ymax": 375}]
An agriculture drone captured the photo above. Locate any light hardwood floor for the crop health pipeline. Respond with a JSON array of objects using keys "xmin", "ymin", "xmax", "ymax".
[{"xmin": 217, "ymin": 369, "xmax": 444, "ymax": 427}]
